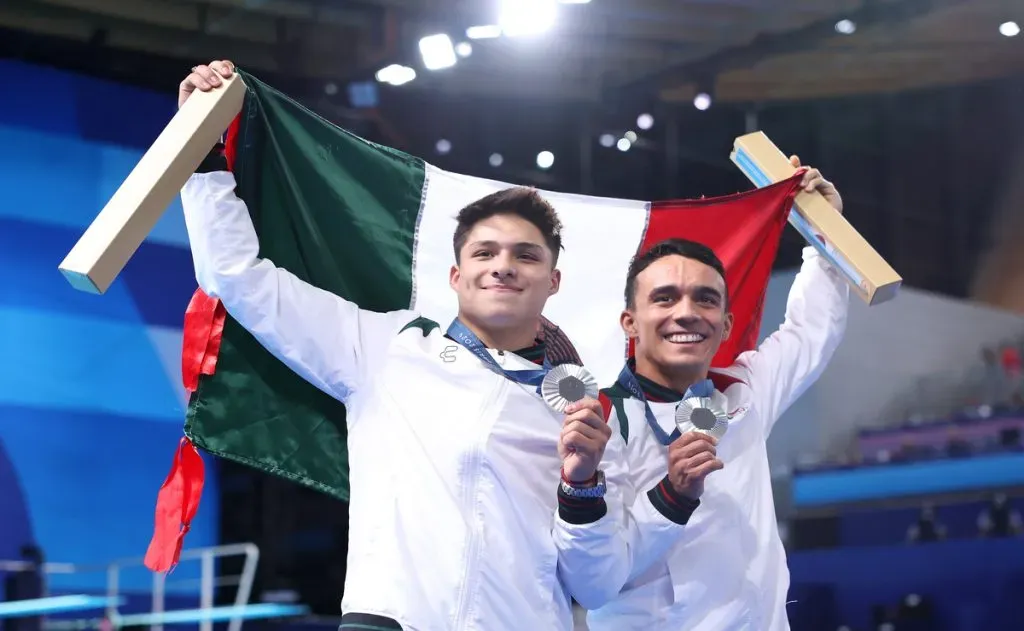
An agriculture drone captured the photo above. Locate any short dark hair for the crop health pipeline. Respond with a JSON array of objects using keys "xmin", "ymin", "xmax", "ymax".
[
  {"xmin": 453, "ymin": 187, "xmax": 563, "ymax": 266},
  {"xmin": 624, "ymin": 238, "xmax": 727, "ymax": 309}
]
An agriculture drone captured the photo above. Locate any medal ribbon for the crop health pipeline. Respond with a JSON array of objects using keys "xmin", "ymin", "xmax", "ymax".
[
  {"xmin": 446, "ymin": 319, "xmax": 553, "ymax": 391},
  {"xmin": 614, "ymin": 362, "xmax": 714, "ymax": 446}
]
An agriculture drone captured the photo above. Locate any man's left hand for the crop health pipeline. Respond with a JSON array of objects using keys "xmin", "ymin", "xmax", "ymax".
[
  {"xmin": 558, "ymin": 398, "xmax": 612, "ymax": 484},
  {"xmin": 791, "ymin": 155, "xmax": 843, "ymax": 215}
]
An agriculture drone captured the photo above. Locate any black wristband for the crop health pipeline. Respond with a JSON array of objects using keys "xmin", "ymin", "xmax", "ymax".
[
  {"xmin": 647, "ymin": 476, "xmax": 700, "ymax": 525},
  {"xmin": 557, "ymin": 484, "xmax": 608, "ymax": 525}
]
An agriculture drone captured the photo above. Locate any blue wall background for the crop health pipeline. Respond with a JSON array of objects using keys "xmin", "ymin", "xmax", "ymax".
[
  {"xmin": 0, "ymin": 59, "xmax": 218, "ymax": 592},
  {"xmin": 788, "ymin": 538, "xmax": 1024, "ymax": 630},
  {"xmin": 792, "ymin": 452, "xmax": 1024, "ymax": 507}
]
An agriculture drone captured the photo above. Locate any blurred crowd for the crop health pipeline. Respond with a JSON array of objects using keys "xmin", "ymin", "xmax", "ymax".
[
  {"xmin": 796, "ymin": 335, "xmax": 1024, "ymax": 473},
  {"xmin": 906, "ymin": 493, "xmax": 1023, "ymax": 543}
]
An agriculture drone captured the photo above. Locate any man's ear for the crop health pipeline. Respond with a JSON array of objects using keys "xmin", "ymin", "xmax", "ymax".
[
  {"xmin": 548, "ymin": 268, "xmax": 561, "ymax": 297},
  {"xmin": 620, "ymin": 309, "xmax": 639, "ymax": 339},
  {"xmin": 722, "ymin": 311, "xmax": 734, "ymax": 341},
  {"xmin": 449, "ymin": 264, "xmax": 460, "ymax": 291}
]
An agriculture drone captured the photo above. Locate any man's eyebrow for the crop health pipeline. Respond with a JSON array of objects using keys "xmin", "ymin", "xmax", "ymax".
[
  {"xmin": 468, "ymin": 240, "xmax": 545, "ymax": 251},
  {"xmin": 649, "ymin": 284, "xmax": 680, "ymax": 297},
  {"xmin": 693, "ymin": 285, "xmax": 724, "ymax": 299},
  {"xmin": 648, "ymin": 284, "xmax": 723, "ymax": 299}
]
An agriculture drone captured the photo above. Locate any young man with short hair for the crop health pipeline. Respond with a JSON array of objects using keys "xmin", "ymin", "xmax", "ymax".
[
  {"xmin": 588, "ymin": 162, "xmax": 849, "ymax": 630},
  {"xmin": 180, "ymin": 60, "xmax": 715, "ymax": 631}
]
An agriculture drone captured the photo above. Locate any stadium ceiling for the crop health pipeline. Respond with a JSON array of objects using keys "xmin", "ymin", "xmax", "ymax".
[{"xmin": 1, "ymin": 0, "xmax": 1022, "ymax": 104}]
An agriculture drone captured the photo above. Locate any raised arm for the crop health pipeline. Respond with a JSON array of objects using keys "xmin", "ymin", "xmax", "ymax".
[
  {"xmin": 733, "ymin": 159, "xmax": 850, "ymax": 430},
  {"xmin": 182, "ymin": 168, "xmax": 411, "ymax": 403},
  {"xmin": 178, "ymin": 60, "xmax": 412, "ymax": 405},
  {"xmin": 737, "ymin": 246, "xmax": 848, "ymax": 429}
]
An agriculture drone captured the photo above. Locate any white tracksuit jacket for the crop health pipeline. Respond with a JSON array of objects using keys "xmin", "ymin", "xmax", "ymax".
[
  {"xmin": 181, "ymin": 171, "xmax": 697, "ymax": 631},
  {"xmin": 587, "ymin": 247, "xmax": 849, "ymax": 631}
]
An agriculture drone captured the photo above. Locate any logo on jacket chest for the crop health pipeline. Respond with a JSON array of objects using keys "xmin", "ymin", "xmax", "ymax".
[
  {"xmin": 439, "ymin": 345, "xmax": 458, "ymax": 363},
  {"xmin": 726, "ymin": 405, "xmax": 748, "ymax": 419}
]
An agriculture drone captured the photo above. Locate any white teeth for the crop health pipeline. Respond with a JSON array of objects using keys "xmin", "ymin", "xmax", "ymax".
[{"xmin": 666, "ymin": 333, "xmax": 706, "ymax": 343}]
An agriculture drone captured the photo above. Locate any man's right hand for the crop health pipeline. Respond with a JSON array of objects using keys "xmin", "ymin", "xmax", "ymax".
[
  {"xmin": 667, "ymin": 433, "xmax": 723, "ymax": 500},
  {"xmin": 179, "ymin": 60, "xmax": 235, "ymax": 109}
]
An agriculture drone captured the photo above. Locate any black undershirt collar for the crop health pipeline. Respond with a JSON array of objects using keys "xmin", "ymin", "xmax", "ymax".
[{"xmin": 632, "ymin": 371, "xmax": 686, "ymax": 403}]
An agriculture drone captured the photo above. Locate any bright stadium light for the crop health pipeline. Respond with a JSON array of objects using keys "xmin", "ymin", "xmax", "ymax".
[
  {"xmin": 536, "ymin": 151, "xmax": 555, "ymax": 169},
  {"xmin": 375, "ymin": 64, "xmax": 416, "ymax": 86},
  {"xmin": 617, "ymin": 138, "xmax": 631, "ymax": 152},
  {"xmin": 637, "ymin": 113, "xmax": 654, "ymax": 129},
  {"xmin": 466, "ymin": 25, "xmax": 502, "ymax": 39},
  {"xmin": 834, "ymin": 19, "xmax": 856, "ymax": 35},
  {"xmin": 1000, "ymin": 21, "xmax": 1020, "ymax": 37},
  {"xmin": 500, "ymin": 0, "xmax": 557, "ymax": 37},
  {"xmin": 419, "ymin": 34, "xmax": 457, "ymax": 70},
  {"xmin": 455, "ymin": 42, "xmax": 473, "ymax": 57}
]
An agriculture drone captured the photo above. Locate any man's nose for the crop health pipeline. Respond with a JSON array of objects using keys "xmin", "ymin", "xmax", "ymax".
[
  {"xmin": 672, "ymin": 297, "xmax": 700, "ymax": 321},
  {"xmin": 490, "ymin": 252, "xmax": 516, "ymax": 279}
]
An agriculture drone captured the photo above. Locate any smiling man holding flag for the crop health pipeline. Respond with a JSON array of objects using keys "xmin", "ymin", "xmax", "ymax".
[
  {"xmin": 589, "ymin": 160, "xmax": 848, "ymax": 630},
  {"xmin": 146, "ymin": 60, "xmax": 817, "ymax": 630}
]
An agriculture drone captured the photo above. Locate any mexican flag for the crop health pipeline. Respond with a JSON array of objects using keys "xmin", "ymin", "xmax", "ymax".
[{"xmin": 145, "ymin": 69, "xmax": 805, "ymax": 571}]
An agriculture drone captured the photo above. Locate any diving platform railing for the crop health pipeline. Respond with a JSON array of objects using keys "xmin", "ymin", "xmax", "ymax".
[{"xmin": 0, "ymin": 543, "xmax": 308, "ymax": 630}]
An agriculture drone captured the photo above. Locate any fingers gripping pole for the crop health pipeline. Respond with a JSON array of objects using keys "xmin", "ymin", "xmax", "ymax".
[
  {"xmin": 58, "ymin": 74, "xmax": 246, "ymax": 294},
  {"xmin": 730, "ymin": 131, "xmax": 902, "ymax": 305}
]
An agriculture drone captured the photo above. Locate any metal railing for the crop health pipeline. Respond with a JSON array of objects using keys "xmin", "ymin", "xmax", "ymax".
[{"xmin": 0, "ymin": 543, "xmax": 261, "ymax": 631}]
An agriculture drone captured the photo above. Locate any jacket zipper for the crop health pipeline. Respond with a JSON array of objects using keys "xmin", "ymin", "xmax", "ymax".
[{"xmin": 451, "ymin": 374, "xmax": 507, "ymax": 629}]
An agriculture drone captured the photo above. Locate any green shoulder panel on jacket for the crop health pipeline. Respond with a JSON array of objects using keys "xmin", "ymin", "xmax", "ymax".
[
  {"xmin": 399, "ymin": 316, "xmax": 441, "ymax": 337},
  {"xmin": 601, "ymin": 383, "xmax": 632, "ymax": 444}
]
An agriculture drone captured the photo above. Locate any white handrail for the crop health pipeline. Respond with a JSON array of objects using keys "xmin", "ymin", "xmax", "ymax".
[{"xmin": 0, "ymin": 543, "xmax": 262, "ymax": 631}]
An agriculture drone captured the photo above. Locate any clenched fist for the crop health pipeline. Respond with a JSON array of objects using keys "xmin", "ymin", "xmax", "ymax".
[
  {"xmin": 667, "ymin": 433, "xmax": 724, "ymax": 500},
  {"xmin": 791, "ymin": 154, "xmax": 843, "ymax": 215},
  {"xmin": 558, "ymin": 398, "xmax": 612, "ymax": 484},
  {"xmin": 179, "ymin": 60, "xmax": 235, "ymax": 109}
]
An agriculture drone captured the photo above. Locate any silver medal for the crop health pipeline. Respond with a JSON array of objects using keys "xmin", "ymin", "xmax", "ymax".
[
  {"xmin": 542, "ymin": 364, "xmax": 599, "ymax": 413},
  {"xmin": 675, "ymin": 393, "xmax": 729, "ymax": 439}
]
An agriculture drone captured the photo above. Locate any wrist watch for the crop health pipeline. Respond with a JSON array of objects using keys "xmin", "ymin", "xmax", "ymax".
[{"xmin": 560, "ymin": 470, "xmax": 607, "ymax": 499}]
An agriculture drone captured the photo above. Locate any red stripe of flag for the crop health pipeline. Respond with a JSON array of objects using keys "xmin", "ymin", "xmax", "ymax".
[
  {"xmin": 153, "ymin": 113, "xmax": 244, "ymax": 575},
  {"xmin": 637, "ymin": 175, "xmax": 802, "ymax": 368}
]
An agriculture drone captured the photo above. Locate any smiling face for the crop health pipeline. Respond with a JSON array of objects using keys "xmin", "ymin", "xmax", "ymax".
[
  {"xmin": 622, "ymin": 253, "xmax": 733, "ymax": 388},
  {"xmin": 449, "ymin": 213, "xmax": 561, "ymax": 338}
]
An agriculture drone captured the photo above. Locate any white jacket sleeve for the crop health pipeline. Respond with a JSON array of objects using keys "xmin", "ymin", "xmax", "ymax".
[
  {"xmin": 181, "ymin": 170, "xmax": 413, "ymax": 403},
  {"xmin": 551, "ymin": 411, "xmax": 694, "ymax": 609},
  {"xmin": 733, "ymin": 246, "xmax": 850, "ymax": 431}
]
